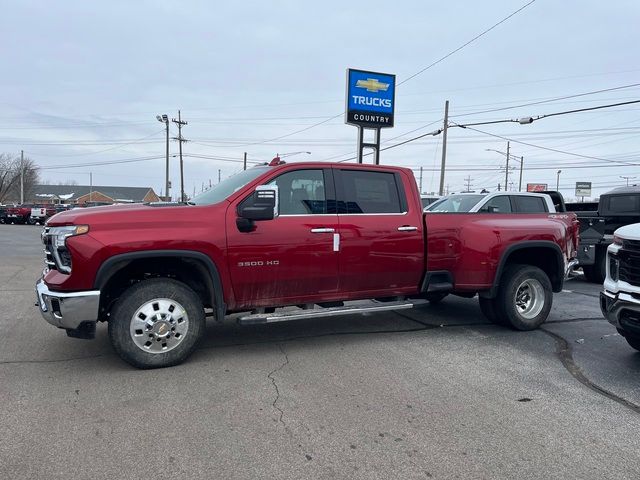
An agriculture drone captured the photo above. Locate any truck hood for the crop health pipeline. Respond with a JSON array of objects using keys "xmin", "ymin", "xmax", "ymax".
[
  {"xmin": 47, "ymin": 202, "xmax": 219, "ymax": 228},
  {"xmin": 615, "ymin": 223, "xmax": 640, "ymax": 241}
]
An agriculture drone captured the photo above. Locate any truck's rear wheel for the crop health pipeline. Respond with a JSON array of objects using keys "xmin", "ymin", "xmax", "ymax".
[
  {"xmin": 108, "ymin": 278, "xmax": 205, "ymax": 369},
  {"xmin": 497, "ymin": 264, "xmax": 552, "ymax": 331}
]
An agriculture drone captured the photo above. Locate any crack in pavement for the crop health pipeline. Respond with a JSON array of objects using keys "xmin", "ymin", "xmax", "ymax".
[
  {"xmin": 540, "ymin": 327, "xmax": 640, "ymax": 415},
  {"xmin": 266, "ymin": 343, "xmax": 290, "ymax": 427}
]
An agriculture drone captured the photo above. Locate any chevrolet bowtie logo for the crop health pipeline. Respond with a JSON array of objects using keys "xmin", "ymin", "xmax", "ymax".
[{"xmin": 355, "ymin": 78, "xmax": 389, "ymax": 93}]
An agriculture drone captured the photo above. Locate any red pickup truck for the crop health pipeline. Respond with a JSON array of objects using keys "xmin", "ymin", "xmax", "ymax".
[
  {"xmin": 5, "ymin": 204, "xmax": 34, "ymax": 224},
  {"xmin": 35, "ymin": 161, "xmax": 579, "ymax": 368}
]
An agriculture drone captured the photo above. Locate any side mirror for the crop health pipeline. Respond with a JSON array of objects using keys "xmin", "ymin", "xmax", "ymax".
[
  {"xmin": 238, "ymin": 185, "xmax": 279, "ymax": 221},
  {"xmin": 487, "ymin": 206, "xmax": 500, "ymax": 213}
]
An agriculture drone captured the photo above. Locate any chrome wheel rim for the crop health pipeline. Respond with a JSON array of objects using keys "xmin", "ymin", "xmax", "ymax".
[
  {"xmin": 129, "ymin": 298, "xmax": 189, "ymax": 354},
  {"xmin": 514, "ymin": 279, "xmax": 545, "ymax": 320}
]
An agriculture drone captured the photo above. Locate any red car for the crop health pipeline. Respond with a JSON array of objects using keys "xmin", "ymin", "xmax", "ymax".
[{"xmin": 35, "ymin": 161, "xmax": 579, "ymax": 368}]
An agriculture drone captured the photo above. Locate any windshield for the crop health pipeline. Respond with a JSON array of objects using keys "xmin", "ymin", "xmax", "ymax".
[
  {"xmin": 189, "ymin": 167, "xmax": 270, "ymax": 205},
  {"xmin": 425, "ymin": 194, "xmax": 485, "ymax": 212}
]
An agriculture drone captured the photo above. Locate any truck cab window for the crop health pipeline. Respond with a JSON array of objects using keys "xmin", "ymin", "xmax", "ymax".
[
  {"xmin": 513, "ymin": 196, "xmax": 547, "ymax": 213},
  {"xmin": 339, "ymin": 170, "xmax": 403, "ymax": 214},
  {"xmin": 480, "ymin": 195, "xmax": 512, "ymax": 213},
  {"xmin": 268, "ymin": 169, "xmax": 326, "ymax": 215}
]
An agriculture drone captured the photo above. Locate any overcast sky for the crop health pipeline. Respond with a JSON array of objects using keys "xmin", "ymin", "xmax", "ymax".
[{"xmin": 1, "ymin": 0, "xmax": 639, "ymax": 199}]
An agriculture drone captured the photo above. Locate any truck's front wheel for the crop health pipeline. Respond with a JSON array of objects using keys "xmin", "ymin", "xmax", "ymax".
[
  {"xmin": 497, "ymin": 264, "xmax": 552, "ymax": 331},
  {"xmin": 108, "ymin": 278, "xmax": 205, "ymax": 369}
]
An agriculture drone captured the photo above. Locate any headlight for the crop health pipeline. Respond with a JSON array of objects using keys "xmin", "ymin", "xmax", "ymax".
[
  {"xmin": 613, "ymin": 234, "xmax": 623, "ymax": 246},
  {"xmin": 49, "ymin": 225, "xmax": 89, "ymax": 247},
  {"xmin": 45, "ymin": 225, "xmax": 89, "ymax": 273}
]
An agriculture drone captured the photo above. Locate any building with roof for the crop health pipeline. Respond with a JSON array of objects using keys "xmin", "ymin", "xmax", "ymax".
[{"xmin": 29, "ymin": 184, "xmax": 160, "ymax": 205}]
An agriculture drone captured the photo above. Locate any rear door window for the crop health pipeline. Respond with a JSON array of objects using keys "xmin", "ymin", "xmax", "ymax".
[
  {"xmin": 338, "ymin": 170, "xmax": 404, "ymax": 214},
  {"xmin": 513, "ymin": 196, "xmax": 548, "ymax": 213}
]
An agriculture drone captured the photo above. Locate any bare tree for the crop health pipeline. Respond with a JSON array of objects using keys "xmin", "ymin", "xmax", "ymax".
[{"xmin": 0, "ymin": 153, "xmax": 40, "ymax": 204}]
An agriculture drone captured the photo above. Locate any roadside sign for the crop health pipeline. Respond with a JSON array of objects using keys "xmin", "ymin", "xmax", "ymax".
[
  {"xmin": 526, "ymin": 183, "xmax": 548, "ymax": 192},
  {"xmin": 575, "ymin": 182, "xmax": 592, "ymax": 197},
  {"xmin": 345, "ymin": 69, "xmax": 396, "ymax": 128}
]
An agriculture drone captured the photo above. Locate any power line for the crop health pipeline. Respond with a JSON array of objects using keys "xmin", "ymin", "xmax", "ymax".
[
  {"xmin": 398, "ymin": 0, "xmax": 537, "ymax": 86},
  {"xmin": 37, "ymin": 155, "xmax": 165, "ymax": 170},
  {"xmin": 449, "ymin": 83, "xmax": 640, "ymax": 118},
  {"xmin": 225, "ymin": 1, "xmax": 536, "ymax": 147},
  {"xmin": 455, "ymin": 124, "xmax": 639, "ymax": 166}
]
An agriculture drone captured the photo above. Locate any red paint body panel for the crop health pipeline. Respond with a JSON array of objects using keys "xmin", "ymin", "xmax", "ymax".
[
  {"xmin": 41, "ymin": 162, "xmax": 578, "ymax": 313},
  {"xmin": 425, "ymin": 213, "xmax": 578, "ymax": 290}
]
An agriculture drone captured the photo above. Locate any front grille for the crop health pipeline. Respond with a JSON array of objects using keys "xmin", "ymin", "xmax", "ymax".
[
  {"xmin": 623, "ymin": 239, "xmax": 640, "ymax": 253},
  {"xmin": 618, "ymin": 241, "xmax": 640, "ymax": 286}
]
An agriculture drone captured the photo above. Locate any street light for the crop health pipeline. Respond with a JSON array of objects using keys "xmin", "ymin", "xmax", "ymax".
[
  {"xmin": 156, "ymin": 114, "xmax": 170, "ymax": 200},
  {"xmin": 556, "ymin": 170, "xmax": 562, "ymax": 191}
]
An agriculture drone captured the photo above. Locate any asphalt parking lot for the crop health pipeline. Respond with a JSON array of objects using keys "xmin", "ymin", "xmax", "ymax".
[{"xmin": 1, "ymin": 224, "xmax": 639, "ymax": 479}]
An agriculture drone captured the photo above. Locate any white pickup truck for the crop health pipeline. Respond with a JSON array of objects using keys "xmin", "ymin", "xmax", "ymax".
[
  {"xmin": 425, "ymin": 192, "xmax": 557, "ymax": 214},
  {"xmin": 601, "ymin": 223, "xmax": 640, "ymax": 351}
]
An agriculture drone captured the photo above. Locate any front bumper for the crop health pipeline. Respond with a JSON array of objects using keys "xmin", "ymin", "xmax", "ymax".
[
  {"xmin": 600, "ymin": 290, "xmax": 640, "ymax": 333},
  {"xmin": 35, "ymin": 279, "xmax": 100, "ymax": 330}
]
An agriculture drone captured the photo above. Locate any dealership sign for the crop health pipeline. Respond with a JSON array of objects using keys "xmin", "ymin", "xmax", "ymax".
[
  {"xmin": 575, "ymin": 181, "xmax": 592, "ymax": 197},
  {"xmin": 345, "ymin": 69, "xmax": 396, "ymax": 128},
  {"xmin": 526, "ymin": 183, "xmax": 548, "ymax": 192}
]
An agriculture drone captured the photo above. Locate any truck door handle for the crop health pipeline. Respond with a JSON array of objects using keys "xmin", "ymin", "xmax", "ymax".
[
  {"xmin": 397, "ymin": 226, "xmax": 418, "ymax": 231},
  {"xmin": 310, "ymin": 227, "xmax": 335, "ymax": 233}
]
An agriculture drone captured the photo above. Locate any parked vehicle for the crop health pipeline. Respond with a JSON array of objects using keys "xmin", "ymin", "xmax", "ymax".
[
  {"xmin": 35, "ymin": 161, "xmax": 579, "ymax": 368},
  {"xmin": 0, "ymin": 205, "xmax": 6, "ymax": 224},
  {"xmin": 425, "ymin": 191, "xmax": 557, "ymax": 213},
  {"xmin": 5, "ymin": 204, "xmax": 33, "ymax": 224},
  {"xmin": 575, "ymin": 186, "xmax": 640, "ymax": 283},
  {"xmin": 420, "ymin": 195, "xmax": 440, "ymax": 209},
  {"xmin": 29, "ymin": 204, "xmax": 57, "ymax": 225},
  {"xmin": 600, "ymin": 223, "xmax": 640, "ymax": 351}
]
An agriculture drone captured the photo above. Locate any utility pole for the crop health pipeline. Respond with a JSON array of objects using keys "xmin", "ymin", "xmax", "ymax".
[
  {"xmin": 419, "ymin": 167, "xmax": 423, "ymax": 194},
  {"xmin": 218, "ymin": 169, "xmax": 221, "ymax": 184},
  {"xmin": 518, "ymin": 156, "xmax": 524, "ymax": 192},
  {"xmin": 438, "ymin": 100, "xmax": 449, "ymax": 196},
  {"xmin": 504, "ymin": 141, "xmax": 510, "ymax": 193},
  {"xmin": 156, "ymin": 114, "xmax": 170, "ymax": 200},
  {"xmin": 172, "ymin": 110, "xmax": 188, "ymax": 202},
  {"xmin": 621, "ymin": 175, "xmax": 636, "ymax": 186},
  {"xmin": 89, "ymin": 172, "xmax": 93, "ymax": 202},
  {"xmin": 464, "ymin": 175, "xmax": 473, "ymax": 193},
  {"xmin": 243, "ymin": 152, "xmax": 247, "ymax": 171},
  {"xmin": 20, "ymin": 150, "xmax": 24, "ymax": 204}
]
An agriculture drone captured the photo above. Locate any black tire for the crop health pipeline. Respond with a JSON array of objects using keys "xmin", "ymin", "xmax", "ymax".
[
  {"xmin": 425, "ymin": 292, "xmax": 448, "ymax": 304},
  {"xmin": 478, "ymin": 296, "xmax": 503, "ymax": 324},
  {"xmin": 108, "ymin": 278, "xmax": 206, "ymax": 369},
  {"xmin": 496, "ymin": 264, "xmax": 553, "ymax": 331},
  {"xmin": 623, "ymin": 333, "xmax": 640, "ymax": 351}
]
